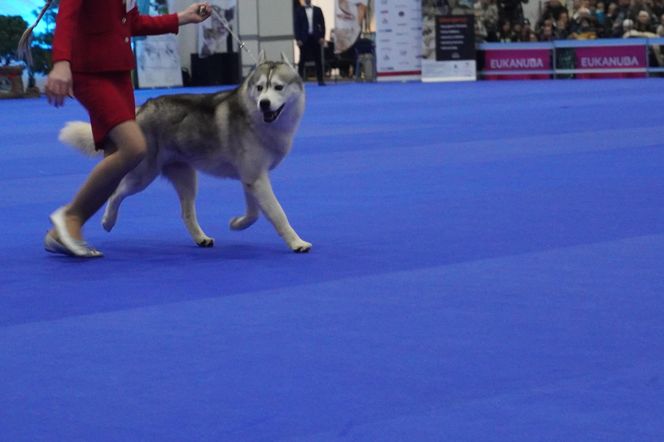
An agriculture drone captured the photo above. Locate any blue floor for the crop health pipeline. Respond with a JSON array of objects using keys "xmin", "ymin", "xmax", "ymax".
[{"xmin": 1, "ymin": 78, "xmax": 663, "ymax": 441}]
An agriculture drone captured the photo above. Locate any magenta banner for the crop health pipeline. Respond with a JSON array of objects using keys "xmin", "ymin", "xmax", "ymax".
[
  {"xmin": 575, "ymin": 45, "xmax": 646, "ymax": 71},
  {"xmin": 483, "ymin": 49, "xmax": 551, "ymax": 72}
]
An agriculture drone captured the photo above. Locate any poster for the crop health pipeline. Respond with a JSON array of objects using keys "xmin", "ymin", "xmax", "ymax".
[
  {"xmin": 135, "ymin": 0, "xmax": 183, "ymax": 88},
  {"xmin": 135, "ymin": 35, "xmax": 183, "ymax": 88},
  {"xmin": 375, "ymin": 0, "xmax": 422, "ymax": 82},
  {"xmin": 198, "ymin": 0, "xmax": 237, "ymax": 56}
]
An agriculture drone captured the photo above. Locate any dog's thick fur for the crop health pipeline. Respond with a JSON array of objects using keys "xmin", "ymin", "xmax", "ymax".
[{"xmin": 59, "ymin": 53, "xmax": 311, "ymax": 252}]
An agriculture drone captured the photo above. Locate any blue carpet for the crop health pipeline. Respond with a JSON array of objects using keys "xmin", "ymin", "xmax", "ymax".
[{"xmin": 1, "ymin": 79, "xmax": 663, "ymax": 441}]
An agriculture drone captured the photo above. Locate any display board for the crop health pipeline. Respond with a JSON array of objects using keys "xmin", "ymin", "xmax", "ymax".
[
  {"xmin": 421, "ymin": 14, "xmax": 475, "ymax": 82},
  {"xmin": 375, "ymin": 0, "xmax": 422, "ymax": 82}
]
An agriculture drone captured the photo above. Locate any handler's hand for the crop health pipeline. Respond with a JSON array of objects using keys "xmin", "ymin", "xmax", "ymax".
[
  {"xmin": 178, "ymin": 2, "xmax": 212, "ymax": 25},
  {"xmin": 45, "ymin": 61, "xmax": 73, "ymax": 108}
]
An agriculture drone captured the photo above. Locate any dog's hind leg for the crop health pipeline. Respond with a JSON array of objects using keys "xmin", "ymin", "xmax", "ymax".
[
  {"xmin": 162, "ymin": 162, "xmax": 214, "ymax": 247},
  {"xmin": 243, "ymin": 173, "xmax": 311, "ymax": 253},
  {"xmin": 102, "ymin": 162, "xmax": 159, "ymax": 232},
  {"xmin": 229, "ymin": 187, "xmax": 259, "ymax": 231}
]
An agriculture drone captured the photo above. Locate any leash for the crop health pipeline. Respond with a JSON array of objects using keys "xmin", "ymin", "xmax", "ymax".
[
  {"xmin": 203, "ymin": 5, "xmax": 258, "ymax": 65},
  {"xmin": 17, "ymin": 0, "xmax": 54, "ymax": 66}
]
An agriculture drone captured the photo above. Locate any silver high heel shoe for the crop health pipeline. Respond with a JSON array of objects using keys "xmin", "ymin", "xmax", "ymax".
[{"xmin": 47, "ymin": 207, "xmax": 103, "ymax": 258}]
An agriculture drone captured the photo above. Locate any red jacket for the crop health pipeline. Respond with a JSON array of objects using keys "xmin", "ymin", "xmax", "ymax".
[{"xmin": 52, "ymin": 0, "xmax": 180, "ymax": 72}]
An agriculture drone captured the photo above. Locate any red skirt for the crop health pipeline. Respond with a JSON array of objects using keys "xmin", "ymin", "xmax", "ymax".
[{"xmin": 72, "ymin": 71, "xmax": 136, "ymax": 150}]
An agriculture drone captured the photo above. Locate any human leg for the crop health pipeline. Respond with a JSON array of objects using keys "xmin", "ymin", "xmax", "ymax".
[
  {"xmin": 313, "ymin": 41, "xmax": 325, "ymax": 84},
  {"xmin": 101, "ymin": 150, "xmax": 160, "ymax": 233},
  {"xmin": 49, "ymin": 121, "xmax": 147, "ymax": 255},
  {"xmin": 300, "ymin": 39, "xmax": 316, "ymax": 81},
  {"xmin": 298, "ymin": 43, "xmax": 307, "ymax": 78}
]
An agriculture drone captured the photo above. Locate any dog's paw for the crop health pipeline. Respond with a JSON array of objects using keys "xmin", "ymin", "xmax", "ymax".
[
  {"xmin": 196, "ymin": 236, "xmax": 215, "ymax": 248},
  {"xmin": 229, "ymin": 215, "xmax": 258, "ymax": 231},
  {"xmin": 290, "ymin": 240, "xmax": 312, "ymax": 253}
]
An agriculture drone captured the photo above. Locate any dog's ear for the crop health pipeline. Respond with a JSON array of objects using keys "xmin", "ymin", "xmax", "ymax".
[
  {"xmin": 280, "ymin": 52, "xmax": 296, "ymax": 71},
  {"xmin": 258, "ymin": 49, "xmax": 267, "ymax": 64}
]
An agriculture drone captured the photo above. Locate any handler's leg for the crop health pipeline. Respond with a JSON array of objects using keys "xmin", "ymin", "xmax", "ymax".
[{"xmin": 50, "ymin": 121, "xmax": 147, "ymax": 243}]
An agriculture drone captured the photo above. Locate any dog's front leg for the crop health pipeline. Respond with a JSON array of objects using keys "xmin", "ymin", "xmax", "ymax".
[
  {"xmin": 243, "ymin": 174, "xmax": 311, "ymax": 253},
  {"xmin": 229, "ymin": 187, "xmax": 259, "ymax": 231}
]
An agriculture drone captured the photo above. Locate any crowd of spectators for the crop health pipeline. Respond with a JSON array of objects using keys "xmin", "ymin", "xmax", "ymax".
[{"xmin": 474, "ymin": 0, "xmax": 664, "ymax": 42}]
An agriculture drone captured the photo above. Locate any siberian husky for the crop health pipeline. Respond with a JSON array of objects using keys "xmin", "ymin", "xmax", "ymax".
[{"xmin": 59, "ymin": 53, "xmax": 311, "ymax": 253}]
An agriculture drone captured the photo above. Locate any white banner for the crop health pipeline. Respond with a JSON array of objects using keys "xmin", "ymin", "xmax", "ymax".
[
  {"xmin": 375, "ymin": 0, "xmax": 422, "ymax": 82},
  {"xmin": 334, "ymin": 0, "xmax": 370, "ymax": 53},
  {"xmin": 198, "ymin": 0, "xmax": 237, "ymax": 56},
  {"xmin": 421, "ymin": 59, "xmax": 476, "ymax": 82}
]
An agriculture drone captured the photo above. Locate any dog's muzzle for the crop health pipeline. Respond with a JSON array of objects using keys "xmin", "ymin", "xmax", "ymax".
[{"xmin": 262, "ymin": 104, "xmax": 285, "ymax": 123}]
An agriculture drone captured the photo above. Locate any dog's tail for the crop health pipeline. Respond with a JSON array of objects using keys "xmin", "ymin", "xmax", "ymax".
[{"xmin": 58, "ymin": 121, "xmax": 99, "ymax": 156}]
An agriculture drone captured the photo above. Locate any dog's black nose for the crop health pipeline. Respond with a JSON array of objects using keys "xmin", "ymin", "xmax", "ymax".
[{"xmin": 259, "ymin": 99, "xmax": 271, "ymax": 111}]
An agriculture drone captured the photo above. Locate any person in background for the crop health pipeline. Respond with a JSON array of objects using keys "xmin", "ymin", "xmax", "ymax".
[
  {"xmin": 294, "ymin": 0, "xmax": 327, "ymax": 86},
  {"xmin": 621, "ymin": 17, "xmax": 636, "ymax": 35},
  {"xmin": 634, "ymin": 8, "xmax": 656, "ymax": 32},
  {"xmin": 511, "ymin": 20, "xmax": 524, "ymax": 40},
  {"xmin": 498, "ymin": 0, "xmax": 528, "ymax": 25},
  {"xmin": 569, "ymin": 7, "xmax": 599, "ymax": 38},
  {"xmin": 624, "ymin": 10, "xmax": 662, "ymax": 65},
  {"xmin": 654, "ymin": 0, "xmax": 664, "ymax": 19},
  {"xmin": 623, "ymin": 11, "xmax": 654, "ymax": 34},
  {"xmin": 611, "ymin": 0, "xmax": 632, "ymax": 36},
  {"xmin": 594, "ymin": 1, "xmax": 607, "ymax": 29},
  {"xmin": 40, "ymin": 0, "xmax": 211, "ymax": 258},
  {"xmin": 604, "ymin": 2, "xmax": 619, "ymax": 36},
  {"xmin": 518, "ymin": 18, "xmax": 536, "ymax": 40},
  {"xmin": 569, "ymin": 0, "xmax": 582, "ymax": 19},
  {"xmin": 628, "ymin": 0, "xmax": 654, "ymax": 21},
  {"xmin": 474, "ymin": 0, "xmax": 500, "ymax": 41},
  {"xmin": 531, "ymin": 0, "xmax": 664, "ymax": 40},
  {"xmin": 654, "ymin": 13, "xmax": 664, "ymax": 66},
  {"xmin": 538, "ymin": 17, "xmax": 556, "ymax": 40},
  {"xmin": 498, "ymin": 19, "xmax": 515, "ymax": 41},
  {"xmin": 539, "ymin": 0, "xmax": 569, "ymax": 24},
  {"xmin": 555, "ymin": 10, "xmax": 572, "ymax": 38}
]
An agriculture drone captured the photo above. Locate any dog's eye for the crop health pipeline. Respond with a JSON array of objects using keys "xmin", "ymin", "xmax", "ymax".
[
  {"xmin": 257, "ymin": 85, "xmax": 264, "ymax": 92},
  {"xmin": 274, "ymin": 85, "xmax": 284, "ymax": 91}
]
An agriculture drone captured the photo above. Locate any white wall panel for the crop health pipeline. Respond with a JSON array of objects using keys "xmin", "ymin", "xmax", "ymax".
[
  {"xmin": 258, "ymin": 40, "xmax": 298, "ymax": 63},
  {"xmin": 239, "ymin": 0, "xmax": 296, "ymax": 75},
  {"xmin": 257, "ymin": 0, "xmax": 294, "ymax": 37},
  {"xmin": 239, "ymin": 0, "xmax": 259, "ymax": 35}
]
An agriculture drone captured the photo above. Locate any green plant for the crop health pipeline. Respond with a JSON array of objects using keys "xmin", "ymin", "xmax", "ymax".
[
  {"xmin": 29, "ymin": 0, "xmax": 60, "ymax": 76},
  {"xmin": 0, "ymin": 15, "xmax": 29, "ymax": 66}
]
